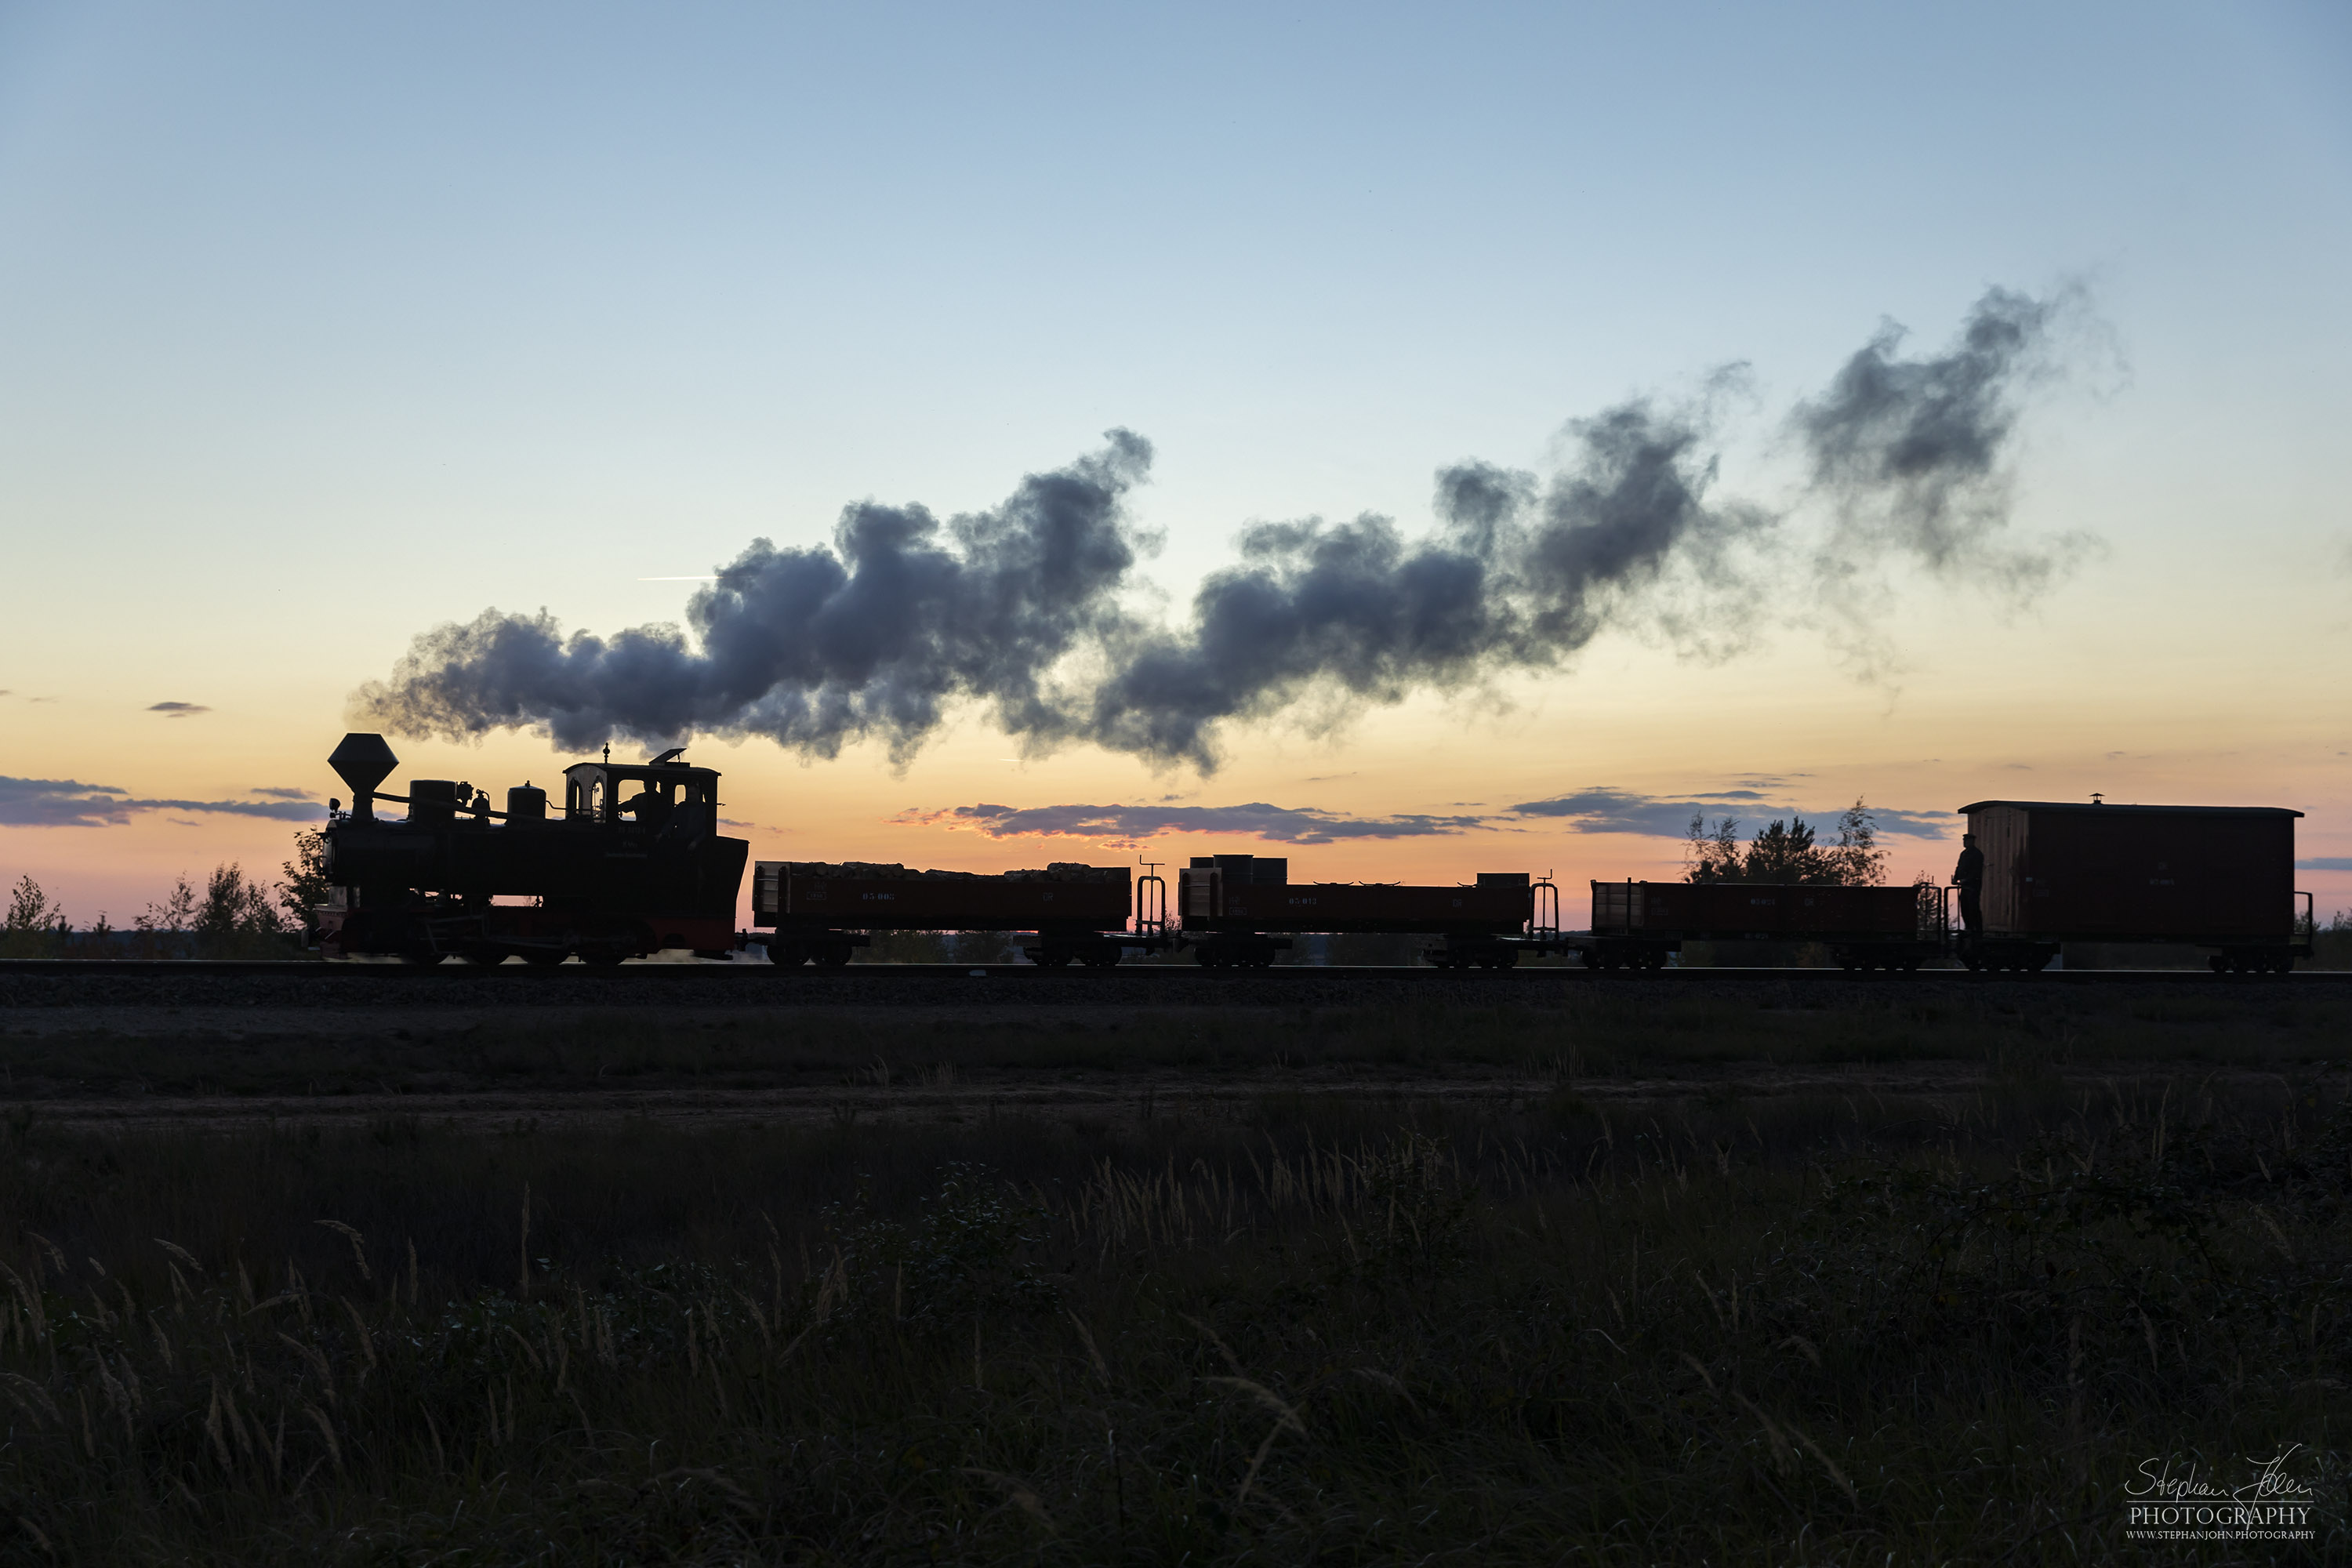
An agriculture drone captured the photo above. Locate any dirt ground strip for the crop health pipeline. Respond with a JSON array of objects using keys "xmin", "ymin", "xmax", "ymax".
[
  {"xmin": 0, "ymin": 965, "xmax": 2331, "ymax": 1012},
  {"xmin": 0, "ymin": 997, "xmax": 2320, "ymax": 1133},
  {"xmin": 2, "ymin": 1063, "xmax": 2311, "ymax": 1135}
]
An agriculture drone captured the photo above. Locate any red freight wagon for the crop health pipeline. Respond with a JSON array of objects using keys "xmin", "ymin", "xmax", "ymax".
[
  {"xmin": 1958, "ymin": 800, "xmax": 2310, "ymax": 974},
  {"xmin": 1179, "ymin": 855, "xmax": 1534, "ymax": 967},
  {"xmin": 752, "ymin": 861, "xmax": 1134, "ymax": 967},
  {"xmin": 1581, "ymin": 880, "xmax": 1934, "ymax": 971}
]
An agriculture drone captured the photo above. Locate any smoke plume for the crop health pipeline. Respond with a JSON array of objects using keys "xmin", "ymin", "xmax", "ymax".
[
  {"xmin": 352, "ymin": 431, "xmax": 1154, "ymax": 762},
  {"xmin": 1083, "ymin": 398, "xmax": 1770, "ymax": 768},
  {"xmin": 1795, "ymin": 285, "xmax": 2094, "ymax": 654},
  {"xmin": 353, "ymin": 289, "xmax": 2094, "ymax": 771}
]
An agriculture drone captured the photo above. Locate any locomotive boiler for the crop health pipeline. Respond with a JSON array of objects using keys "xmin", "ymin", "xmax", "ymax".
[{"xmin": 314, "ymin": 731, "xmax": 749, "ymax": 965}]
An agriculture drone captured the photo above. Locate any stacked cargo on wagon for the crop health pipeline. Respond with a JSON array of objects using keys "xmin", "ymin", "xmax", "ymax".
[
  {"xmin": 1579, "ymin": 880, "xmax": 1936, "ymax": 971},
  {"xmin": 1956, "ymin": 800, "xmax": 2310, "ymax": 974},
  {"xmin": 750, "ymin": 860, "xmax": 1135, "ymax": 967},
  {"xmin": 1178, "ymin": 855, "xmax": 1535, "ymax": 968}
]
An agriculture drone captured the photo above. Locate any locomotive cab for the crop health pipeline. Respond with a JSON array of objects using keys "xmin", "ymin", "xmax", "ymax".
[{"xmin": 563, "ymin": 758, "xmax": 720, "ymax": 837}]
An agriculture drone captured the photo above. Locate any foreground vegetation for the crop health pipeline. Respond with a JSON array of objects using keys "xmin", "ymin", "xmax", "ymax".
[
  {"xmin": 5, "ymin": 985, "xmax": 2350, "ymax": 1105},
  {"xmin": 0, "ymin": 1064, "xmax": 2343, "ymax": 1562}
]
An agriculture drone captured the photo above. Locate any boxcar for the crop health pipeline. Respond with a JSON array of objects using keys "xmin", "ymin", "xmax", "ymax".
[{"xmin": 1958, "ymin": 800, "xmax": 2310, "ymax": 973}]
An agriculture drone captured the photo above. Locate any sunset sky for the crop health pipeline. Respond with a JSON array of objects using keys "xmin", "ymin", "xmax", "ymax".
[{"xmin": 2, "ymin": 2, "xmax": 2347, "ymax": 929}]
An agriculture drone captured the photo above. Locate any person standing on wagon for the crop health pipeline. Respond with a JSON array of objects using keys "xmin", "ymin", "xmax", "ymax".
[{"xmin": 1952, "ymin": 833, "xmax": 1986, "ymax": 939}]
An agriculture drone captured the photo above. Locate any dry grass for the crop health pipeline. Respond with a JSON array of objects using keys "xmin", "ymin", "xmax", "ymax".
[{"xmin": 0, "ymin": 1061, "xmax": 2343, "ymax": 1563}]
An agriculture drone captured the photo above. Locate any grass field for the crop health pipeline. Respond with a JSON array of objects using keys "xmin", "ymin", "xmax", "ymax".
[{"xmin": 0, "ymin": 989, "xmax": 2345, "ymax": 1562}]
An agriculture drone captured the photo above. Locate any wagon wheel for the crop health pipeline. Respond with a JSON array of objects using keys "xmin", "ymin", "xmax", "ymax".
[{"xmin": 1082, "ymin": 949, "xmax": 1121, "ymax": 969}]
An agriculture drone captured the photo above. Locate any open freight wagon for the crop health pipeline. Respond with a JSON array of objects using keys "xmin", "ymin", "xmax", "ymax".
[
  {"xmin": 1956, "ymin": 800, "xmax": 2311, "ymax": 974},
  {"xmin": 1178, "ymin": 854, "xmax": 1536, "ymax": 967},
  {"xmin": 749, "ymin": 860, "xmax": 1149, "ymax": 967},
  {"xmin": 1569, "ymin": 880, "xmax": 1939, "ymax": 971}
]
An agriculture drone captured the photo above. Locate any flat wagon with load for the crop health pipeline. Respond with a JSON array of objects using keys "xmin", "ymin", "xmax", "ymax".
[
  {"xmin": 1572, "ymin": 880, "xmax": 1937, "ymax": 971},
  {"xmin": 751, "ymin": 860, "xmax": 1141, "ymax": 967},
  {"xmin": 1178, "ymin": 854, "xmax": 1535, "ymax": 968}
]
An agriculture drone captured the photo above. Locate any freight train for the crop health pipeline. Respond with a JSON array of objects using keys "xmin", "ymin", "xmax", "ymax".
[{"xmin": 311, "ymin": 733, "xmax": 2318, "ymax": 973}]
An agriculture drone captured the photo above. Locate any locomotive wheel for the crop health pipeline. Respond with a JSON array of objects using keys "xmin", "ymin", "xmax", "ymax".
[
  {"xmin": 521, "ymin": 949, "xmax": 568, "ymax": 967},
  {"xmin": 583, "ymin": 951, "xmax": 626, "ymax": 967},
  {"xmin": 399, "ymin": 949, "xmax": 446, "ymax": 967},
  {"xmin": 1082, "ymin": 949, "xmax": 1121, "ymax": 968},
  {"xmin": 459, "ymin": 947, "xmax": 507, "ymax": 966}
]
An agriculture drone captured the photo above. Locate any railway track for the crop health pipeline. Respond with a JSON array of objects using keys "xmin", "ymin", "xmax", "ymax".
[{"xmin": 2, "ymin": 958, "xmax": 2345, "ymax": 985}]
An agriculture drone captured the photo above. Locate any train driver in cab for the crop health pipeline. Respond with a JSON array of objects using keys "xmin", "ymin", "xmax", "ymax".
[{"xmin": 623, "ymin": 786, "xmax": 674, "ymax": 833}]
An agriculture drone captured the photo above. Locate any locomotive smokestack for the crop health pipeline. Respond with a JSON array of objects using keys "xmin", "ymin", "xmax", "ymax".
[{"xmin": 328, "ymin": 732, "xmax": 399, "ymax": 821}]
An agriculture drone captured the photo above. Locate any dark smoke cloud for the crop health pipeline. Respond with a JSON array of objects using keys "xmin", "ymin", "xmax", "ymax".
[
  {"xmin": 353, "ymin": 289, "xmax": 2096, "ymax": 771},
  {"xmin": 1796, "ymin": 285, "xmax": 2092, "ymax": 637},
  {"xmin": 352, "ymin": 432, "xmax": 1154, "ymax": 760},
  {"xmin": 1084, "ymin": 398, "xmax": 1774, "ymax": 767}
]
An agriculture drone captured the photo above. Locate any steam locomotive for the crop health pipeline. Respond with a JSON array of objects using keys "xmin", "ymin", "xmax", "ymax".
[
  {"xmin": 311, "ymin": 731, "xmax": 2318, "ymax": 974},
  {"xmin": 314, "ymin": 733, "xmax": 747, "ymax": 964}
]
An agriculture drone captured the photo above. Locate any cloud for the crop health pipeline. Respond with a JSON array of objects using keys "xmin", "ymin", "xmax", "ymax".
[
  {"xmin": 0, "ymin": 776, "xmax": 319, "ymax": 828},
  {"xmin": 147, "ymin": 701, "xmax": 212, "ymax": 717},
  {"xmin": 247, "ymin": 786, "xmax": 313, "ymax": 800},
  {"xmin": 1508, "ymin": 786, "xmax": 1951, "ymax": 838},
  {"xmin": 898, "ymin": 801, "xmax": 1494, "ymax": 848},
  {"xmin": 354, "ymin": 287, "xmax": 2101, "ymax": 772},
  {"xmin": 2296, "ymin": 858, "xmax": 2352, "ymax": 872}
]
